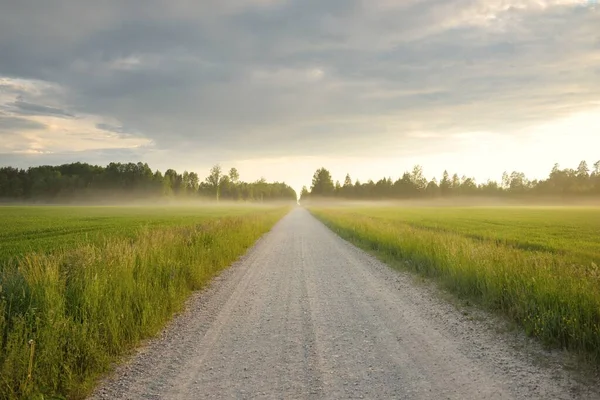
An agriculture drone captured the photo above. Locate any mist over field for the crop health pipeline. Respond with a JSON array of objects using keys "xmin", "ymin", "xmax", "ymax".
[
  {"xmin": 0, "ymin": 198, "xmax": 299, "ymax": 207},
  {"xmin": 299, "ymin": 198, "xmax": 600, "ymax": 208}
]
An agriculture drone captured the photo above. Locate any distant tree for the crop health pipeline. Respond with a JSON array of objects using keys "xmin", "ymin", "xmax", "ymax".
[
  {"xmin": 480, "ymin": 180, "xmax": 500, "ymax": 196},
  {"xmin": 188, "ymin": 172, "xmax": 199, "ymax": 192},
  {"xmin": 220, "ymin": 175, "xmax": 232, "ymax": 199},
  {"xmin": 577, "ymin": 161, "xmax": 590, "ymax": 179},
  {"xmin": 509, "ymin": 171, "xmax": 527, "ymax": 193},
  {"xmin": 365, "ymin": 179, "xmax": 376, "ymax": 198},
  {"xmin": 394, "ymin": 172, "xmax": 417, "ymax": 198},
  {"xmin": 354, "ymin": 179, "xmax": 362, "ymax": 198},
  {"xmin": 254, "ymin": 177, "xmax": 267, "ymax": 202},
  {"xmin": 310, "ymin": 168, "xmax": 334, "ymax": 196},
  {"xmin": 300, "ymin": 186, "xmax": 310, "ymax": 201},
  {"xmin": 164, "ymin": 169, "xmax": 181, "ymax": 194},
  {"xmin": 343, "ymin": 174, "xmax": 352, "ymax": 187},
  {"xmin": 337, "ymin": 174, "xmax": 353, "ymax": 198},
  {"xmin": 593, "ymin": 161, "xmax": 600, "ymax": 194},
  {"xmin": 461, "ymin": 177, "xmax": 477, "ymax": 195},
  {"xmin": 451, "ymin": 173, "xmax": 461, "ymax": 192},
  {"xmin": 229, "ymin": 167, "xmax": 240, "ymax": 183},
  {"xmin": 205, "ymin": 164, "xmax": 223, "ymax": 201},
  {"xmin": 410, "ymin": 165, "xmax": 427, "ymax": 191},
  {"xmin": 440, "ymin": 170, "xmax": 451, "ymax": 196},
  {"xmin": 425, "ymin": 178, "xmax": 440, "ymax": 197},
  {"xmin": 182, "ymin": 171, "xmax": 191, "ymax": 195},
  {"xmin": 0, "ymin": 171, "xmax": 9, "ymax": 196},
  {"xmin": 501, "ymin": 172, "xmax": 510, "ymax": 190},
  {"xmin": 0, "ymin": 162, "xmax": 296, "ymax": 203},
  {"xmin": 162, "ymin": 174, "xmax": 174, "ymax": 197},
  {"xmin": 374, "ymin": 177, "xmax": 393, "ymax": 198},
  {"xmin": 5, "ymin": 158, "xmax": 600, "ymax": 202},
  {"xmin": 573, "ymin": 161, "xmax": 591, "ymax": 193}
]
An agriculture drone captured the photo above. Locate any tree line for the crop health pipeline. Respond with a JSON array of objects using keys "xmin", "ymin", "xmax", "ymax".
[
  {"xmin": 301, "ymin": 160, "xmax": 600, "ymax": 200},
  {"xmin": 0, "ymin": 162, "xmax": 297, "ymax": 203}
]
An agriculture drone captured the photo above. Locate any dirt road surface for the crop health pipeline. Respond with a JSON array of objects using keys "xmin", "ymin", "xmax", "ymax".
[{"xmin": 91, "ymin": 208, "xmax": 599, "ymax": 399}]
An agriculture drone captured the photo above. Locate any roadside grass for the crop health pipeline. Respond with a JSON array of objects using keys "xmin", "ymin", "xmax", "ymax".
[
  {"xmin": 0, "ymin": 205, "xmax": 288, "ymax": 399},
  {"xmin": 310, "ymin": 206, "xmax": 600, "ymax": 363},
  {"xmin": 0, "ymin": 205, "xmax": 261, "ymax": 265}
]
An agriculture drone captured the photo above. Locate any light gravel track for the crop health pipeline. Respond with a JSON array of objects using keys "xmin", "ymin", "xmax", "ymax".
[{"xmin": 91, "ymin": 208, "xmax": 599, "ymax": 400}]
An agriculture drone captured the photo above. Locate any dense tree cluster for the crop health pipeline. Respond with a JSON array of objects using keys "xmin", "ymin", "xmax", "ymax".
[
  {"xmin": 0, "ymin": 162, "xmax": 297, "ymax": 203},
  {"xmin": 302, "ymin": 160, "xmax": 600, "ymax": 201}
]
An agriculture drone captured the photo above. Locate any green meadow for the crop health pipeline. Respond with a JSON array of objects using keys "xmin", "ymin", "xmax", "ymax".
[
  {"xmin": 0, "ymin": 205, "xmax": 288, "ymax": 399},
  {"xmin": 311, "ymin": 206, "xmax": 600, "ymax": 361}
]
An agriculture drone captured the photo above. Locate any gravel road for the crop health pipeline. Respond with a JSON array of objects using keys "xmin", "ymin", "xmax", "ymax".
[{"xmin": 91, "ymin": 208, "xmax": 599, "ymax": 400}]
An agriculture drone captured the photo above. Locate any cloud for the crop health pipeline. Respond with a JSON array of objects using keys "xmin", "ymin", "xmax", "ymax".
[
  {"xmin": 7, "ymin": 100, "xmax": 75, "ymax": 118},
  {"xmin": 0, "ymin": 147, "xmax": 151, "ymax": 167},
  {"xmin": 0, "ymin": 115, "xmax": 47, "ymax": 131},
  {"xmin": 96, "ymin": 122, "xmax": 134, "ymax": 136},
  {"xmin": 0, "ymin": 0, "xmax": 598, "ymax": 169}
]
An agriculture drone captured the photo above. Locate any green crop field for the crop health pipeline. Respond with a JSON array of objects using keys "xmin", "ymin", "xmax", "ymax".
[
  {"xmin": 310, "ymin": 206, "xmax": 600, "ymax": 361},
  {"xmin": 0, "ymin": 205, "xmax": 288, "ymax": 399},
  {"xmin": 0, "ymin": 205, "xmax": 265, "ymax": 266}
]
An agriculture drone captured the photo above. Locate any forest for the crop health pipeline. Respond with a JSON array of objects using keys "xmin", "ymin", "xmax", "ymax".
[
  {"xmin": 302, "ymin": 160, "xmax": 600, "ymax": 200},
  {"xmin": 2, "ymin": 159, "xmax": 599, "ymax": 203},
  {"xmin": 0, "ymin": 162, "xmax": 297, "ymax": 202}
]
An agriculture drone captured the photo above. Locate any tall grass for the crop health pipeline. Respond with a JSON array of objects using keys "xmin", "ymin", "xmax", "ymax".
[
  {"xmin": 0, "ymin": 205, "xmax": 265, "ymax": 265},
  {"xmin": 311, "ymin": 207, "xmax": 600, "ymax": 362},
  {"xmin": 0, "ymin": 208, "xmax": 287, "ymax": 399}
]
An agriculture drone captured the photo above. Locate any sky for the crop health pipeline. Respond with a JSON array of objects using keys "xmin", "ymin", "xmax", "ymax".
[{"xmin": 0, "ymin": 0, "xmax": 599, "ymax": 193}]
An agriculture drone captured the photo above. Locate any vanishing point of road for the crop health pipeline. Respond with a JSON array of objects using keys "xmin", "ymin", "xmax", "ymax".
[{"xmin": 92, "ymin": 208, "xmax": 598, "ymax": 400}]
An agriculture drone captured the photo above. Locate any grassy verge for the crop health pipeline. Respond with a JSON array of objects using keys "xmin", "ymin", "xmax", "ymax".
[
  {"xmin": 0, "ymin": 205, "xmax": 264, "ymax": 265},
  {"xmin": 310, "ymin": 207, "xmax": 600, "ymax": 362},
  {"xmin": 0, "ymin": 207, "xmax": 288, "ymax": 399}
]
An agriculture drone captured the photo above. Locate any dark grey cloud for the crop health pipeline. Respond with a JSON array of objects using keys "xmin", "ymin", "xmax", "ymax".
[
  {"xmin": 0, "ymin": 0, "xmax": 598, "ymax": 161},
  {"xmin": 96, "ymin": 123, "xmax": 131, "ymax": 135},
  {"xmin": 0, "ymin": 115, "xmax": 47, "ymax": 131},
  {"xmin": 0, "ymin": 147, "xmax": 148, "ymax": 168},
  {"xmin": 7, "ymin": 100, "xmax": 75, "ymax": 118}
]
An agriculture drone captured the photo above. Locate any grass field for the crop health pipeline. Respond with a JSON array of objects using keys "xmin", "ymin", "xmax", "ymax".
[
  {"xmin": 0, "ymin": 205, "xmax": 288, "ymax": 399},
  {"xmin": 0, "ymin": 206, "xmax": 263, "ymax": 266},
  {"xmin": 310, "ymin": 205, "xmax": 600, "ymax": 361}
]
